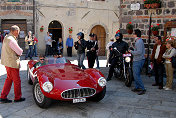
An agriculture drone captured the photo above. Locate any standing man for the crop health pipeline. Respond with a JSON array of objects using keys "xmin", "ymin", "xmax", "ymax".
[
  {"xmin": 106, "ymin": 38, "xmax": 114, "ymax": 67},
  {"xmin": 33, "ymin": 34, "xmax": 38, "ymax": 57},
  {"xmin": 74, "ymin": 32, "xmax": 86, "ymax": 69},
  {"xmin": 86, "ymin": 33, "xmax": 98, "ymax": 68},
  {"xmin": 66, "ymin": 35, "xmax": 73, "ymax": 57},
  {"xmin": 151, "ymin": 36, "xmax": 166, "ymax": 89},
  {"xmin": 25, "ymin": 31, "xmax": 33, "ymax": 60},
  {"xmin": 45, "ymin": 32, "xmax": 52, "ymax": 56},
  {"xmin": 0, "ymin": 25, "xmax": 25, "ymax": 103},
  {"xmin": 130, "ymin": 29, "xmax": 146, "ymax": 95}
]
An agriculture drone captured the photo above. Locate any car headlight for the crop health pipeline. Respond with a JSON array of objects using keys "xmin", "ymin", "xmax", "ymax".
[
  {"xmin": 125, "ymin": 57, "xmax": 131, "ymax": 63},
  {"xmin": 98, "ymin": 77, "xmax": 106, "ymax": 87},
  {"xmin": 42, "ymin": 82, "xmax": 53, "ymax": 93}
]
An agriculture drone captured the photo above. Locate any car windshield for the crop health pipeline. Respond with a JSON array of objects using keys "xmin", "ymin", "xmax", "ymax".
[{"xmin": 47, "ymin": 57, "xmax": 67, "ymax": 65}]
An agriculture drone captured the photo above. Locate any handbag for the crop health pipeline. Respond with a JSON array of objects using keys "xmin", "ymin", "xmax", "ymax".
[{"xmin": 171, "ymin": 56, "xmax": 176, "ymax": 68}]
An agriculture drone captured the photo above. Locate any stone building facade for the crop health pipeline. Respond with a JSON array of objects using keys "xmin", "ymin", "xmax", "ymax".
[
  {"xmin": 0, "ymin": 0, "xmax": 34, "ymax": 51},
  {"xmin": 120, "ymin": 0, "xmax": 176, "ymax": 54},
  {"xmin": 35, "ymin": 0, "xmax": 120, "ymax": 56}
]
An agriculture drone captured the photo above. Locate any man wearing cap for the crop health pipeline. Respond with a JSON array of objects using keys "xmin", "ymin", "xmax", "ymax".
[
  {"xmin": 74, "ymin": 32, "xmax": 86, "ymax": 69},
  {"xmin": 106, "ymin": 32, "xmax": 129, "ymax": 81},
  {"xmin": 86, "ymin": 33, "xmax": 98, "ymax": 68},
  {"xmin": 0, "ymin": 25, "xmax": 25, "ymax": 103},
  {"xmin": 106, "ymin": 38, "xmax": 114, "ymax": 67},
  {"xmin": 45, "ymin": 32, "xmax": 52, "ymax": 56}
]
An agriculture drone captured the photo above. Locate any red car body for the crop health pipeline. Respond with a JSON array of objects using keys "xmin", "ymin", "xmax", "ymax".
[{"xmin": 27, "ymin": 57, "xmax": 106, "ymax": 107}]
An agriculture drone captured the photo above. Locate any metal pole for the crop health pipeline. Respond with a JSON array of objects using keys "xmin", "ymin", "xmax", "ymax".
[
  {"xmin": 33, "ymin": 0, "xmax": 35, "ymax": 34},
  {"xmin": 146, "ymin": 12, "xmax": 152, "ymax": 75}
]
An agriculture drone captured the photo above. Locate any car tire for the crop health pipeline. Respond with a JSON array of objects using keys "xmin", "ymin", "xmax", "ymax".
[
  {"xmin": 27, "ymin": 66, "xmax": 33, "ymax": 85},
  {"xmin": 33, "ymin": 80, "xmax": 52, "ymax": 108},
  {"xmin": 90, "ymin": 87, "xmax": 106, "ymax": 102}
]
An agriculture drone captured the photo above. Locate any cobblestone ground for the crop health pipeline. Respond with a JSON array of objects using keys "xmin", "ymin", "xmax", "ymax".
[{"xmin": 0, "ymin": 56, "xmax": 176, "ymax": 118}]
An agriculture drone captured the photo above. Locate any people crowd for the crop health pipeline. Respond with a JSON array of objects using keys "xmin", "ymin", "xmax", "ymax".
[{"xmin": 0, "ymin": 25, "xmax": 176, "ymax": 104}]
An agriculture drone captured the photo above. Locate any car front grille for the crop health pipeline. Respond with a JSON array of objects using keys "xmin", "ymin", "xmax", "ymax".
[{"xmin": 61, "ymin": 88, "xmax": 96, "ymax": 99}]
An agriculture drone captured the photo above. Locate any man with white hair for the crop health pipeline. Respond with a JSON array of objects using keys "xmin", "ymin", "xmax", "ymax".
[{"xmin": 0, "ymin": 25, "xmax": 25, "ymax": 103}]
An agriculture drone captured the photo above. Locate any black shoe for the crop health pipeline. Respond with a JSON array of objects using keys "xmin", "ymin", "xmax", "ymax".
[
  {"xmin": 14, "ymin": 97, "xmax": 25, "ymax": 102},
  {"xmin": 158, "ymin": 86, "xmax": 163, "ymax": 89},
  {"xmin": 131, "ymin": 88, "xmax": 142, "ymax": 92},
  {"xmin": 106, "ymin": 77, "xmax": 111, "ymax": 81},
  {"xmin": 0, "ymin": 98, "xmax": 12, "ymax": 103},
  {"xmin": 152, "ymin": 83, "xmax": 159, "ymax": 86},
  {"xmin": 137, "ymin": 90, "xmax": 146, "ymax": 95}
]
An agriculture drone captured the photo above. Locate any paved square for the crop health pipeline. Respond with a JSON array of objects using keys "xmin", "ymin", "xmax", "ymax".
[{"xmin": 0, "ymin": 57, "xmax": 176, "ymax": 118}]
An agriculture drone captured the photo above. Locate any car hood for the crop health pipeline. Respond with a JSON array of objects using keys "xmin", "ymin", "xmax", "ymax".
[{"xmin": 37, "ymin": 64, "xmax": 98, "ymax": 91}]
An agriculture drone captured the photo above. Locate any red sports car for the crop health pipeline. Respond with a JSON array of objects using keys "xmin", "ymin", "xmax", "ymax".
[{"xmin": 27, "ymin": 57, "xmax": 106, "ymax": 108}]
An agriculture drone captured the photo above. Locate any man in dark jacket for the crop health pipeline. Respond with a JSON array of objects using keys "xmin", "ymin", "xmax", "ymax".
[
  {"xmin": 86, "ymin": 33, "xmax": 98, "ymax": 68},
  {"xmin": 106, "ymin": 33, "xmax": 129, "ymax": 81},
  {"xmin": 74, "ymin": 32, "xmax": 86, "ymax": 69},
  {"xmin": 151, "ymin": 36, "xmax": 166, "ymax": 89}
]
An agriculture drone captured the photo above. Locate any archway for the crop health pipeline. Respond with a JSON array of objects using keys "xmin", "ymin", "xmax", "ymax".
[
  {"xmin": 48, "ymin": 20, "xmax": 62, "ymax": 53},
  {"xmin": 90, "ymin": 25, "xmax": 106, "ymax": 56}
]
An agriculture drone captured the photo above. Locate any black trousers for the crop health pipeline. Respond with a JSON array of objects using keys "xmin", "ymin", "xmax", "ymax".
[
  {"xmin": 67, "ymin": 47, "xmax": 72, "ymax": 57},
  {"xmin": 107, "ymin": 58, "xmax": 117, "ymax": 79},
  {"xmin": 45, "ymin": 45, "xmax": 52, "ymax": 56},
  {"xmin": 87, "ymin": 52, "xmax": 96, "ymax": 68},
  {"xmin": 153, "ymin": 59, "xmax": 164, "ymax": 87}
]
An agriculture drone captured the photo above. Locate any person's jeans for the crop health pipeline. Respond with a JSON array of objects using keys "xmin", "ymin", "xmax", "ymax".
[
  {"xmin": 96, "ymin": 56, "xmax": 99, "ymax": 69},
  {"xmin": 25, "ymin": 45, "xmax": 33, "ymax": 59},
  {"xmin": 45, "ymin": 45, "xmax": 51, "ymax": 56},
  {"xmin": 132, "ymin": 59, "xmax": 145, "ymax": 90},
  {"xmin": 0, "ymin": 42, "xmax": 2, "ymax": 56},
  {"xmin": 33, "ymin": 44, "xmax": 37, "ymax": 57},
  {"xmin": 77, "ymin": 53, "xmax": 86, "ymax": 69}
]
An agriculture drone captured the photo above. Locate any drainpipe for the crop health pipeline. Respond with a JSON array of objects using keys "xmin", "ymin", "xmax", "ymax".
[{"xmin": 33, "ymin": 0, "xmax": 35, "ymax": 34}]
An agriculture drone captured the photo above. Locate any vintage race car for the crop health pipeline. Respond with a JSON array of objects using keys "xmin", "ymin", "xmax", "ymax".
[{"xmin": 27, "ymin": 57, "xmax": 106, "ymax": 108}]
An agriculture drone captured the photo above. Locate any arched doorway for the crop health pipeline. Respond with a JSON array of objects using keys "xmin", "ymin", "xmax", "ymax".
[
  {"xmin": 90, "ymin": 25, "xmax": 106, "ymax": 56},
  {"xmin": 48, "ymin": 20, "xmax": 62, "ymax": 53}
]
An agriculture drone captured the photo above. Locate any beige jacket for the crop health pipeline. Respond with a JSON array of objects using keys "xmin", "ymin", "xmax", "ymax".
[{"xmin": 1, "ymin": 33, "xmax": 21, "ymax": 68}]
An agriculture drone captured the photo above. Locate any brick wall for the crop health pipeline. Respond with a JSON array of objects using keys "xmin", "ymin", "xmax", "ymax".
[
  {"xmin": 0, "ymin": 0, "xmax": 33, "ymax": 32},
  {"xmin": 120, "ymin": 0, "xmax": 176, "ymax": 54}
]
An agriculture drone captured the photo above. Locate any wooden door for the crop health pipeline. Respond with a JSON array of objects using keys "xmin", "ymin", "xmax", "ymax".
[
  {"xmin": 1, "ymin": 19, "xmax": 27, "ymax": 52},
  {"xmin": 90, "ymin": 25, "xmax": 106, "ymax": 56}
]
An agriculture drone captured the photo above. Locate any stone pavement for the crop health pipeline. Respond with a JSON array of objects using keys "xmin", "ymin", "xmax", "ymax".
[{"xmin": 0, "ymin": 56, "xmax": 176, "ymax": 118}]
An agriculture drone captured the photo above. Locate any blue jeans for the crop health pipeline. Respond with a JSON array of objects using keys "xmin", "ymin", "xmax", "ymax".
[
  {"xmin": 25, "ymin": 45, "xmax": 33, "ymax": 59},
  {"xmin": 0, "ymin": 42, "xmax": 2, "ymax": 56},
  {"xmin": 133, "ymin": 59, "xmax": 145, "ymax": 90},
  {"xmin": 33, "ymin": 44, "xmax": 37, "ymax": 57},
  {"xmin": 96, "ymin": 56, "xmax": 99, "ymax": 68},
  {"xmin": 77, "ymin": 53, "xmax": 86, "ymax": 69}
]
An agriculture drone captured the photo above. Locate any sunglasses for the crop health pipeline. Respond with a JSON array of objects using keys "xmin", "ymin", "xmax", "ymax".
[{"xmin": 40, "ymin": 59, "xmax": 44, "ymax": 60}]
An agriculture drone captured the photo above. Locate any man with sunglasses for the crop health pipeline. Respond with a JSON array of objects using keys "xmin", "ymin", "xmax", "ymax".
[{"xmin": 34, "ymin": 55, "xmax": 46, "ymax": 68}]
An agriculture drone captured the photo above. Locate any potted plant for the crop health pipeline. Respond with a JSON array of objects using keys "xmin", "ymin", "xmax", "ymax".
[
  {"xmin": 144, "ymin": 0, "xmax": 161, "ymax": 9},
  {"xmin": 151, "ymin": 24, "xmax": 160, "ymax": 36},
  {"xmin": 40, "ymin": 26, "xmax": 44, "ymax": 32},
  {"xmin": 69, "ymin": 27, "xmax": 73, "ymax": 34},
  {"xmin": 126, "ymin": 22, "xmax": 133, "ymax": 34}
]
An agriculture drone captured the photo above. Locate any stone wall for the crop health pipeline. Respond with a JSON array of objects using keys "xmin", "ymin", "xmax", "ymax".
[{"xmin": 120, "ymin": 0, "xmax": 176, "ymax": 54}]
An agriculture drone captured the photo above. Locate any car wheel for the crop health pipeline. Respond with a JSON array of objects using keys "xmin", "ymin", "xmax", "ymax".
[
  {"xmin": 90, "ymin": 87, "xmax": 106, "ymax": 102},
  {"xmin": 33, "ymin": 80, "xmax": 52, "ymax": 108},
  {"xmin": 27, "ymin": 66, "xmax": 33, "ymax": 85}
]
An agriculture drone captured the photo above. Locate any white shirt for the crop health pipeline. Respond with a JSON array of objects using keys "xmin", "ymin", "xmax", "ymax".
[
  {"xmin": 154, "ymin": 45, "xmax": 161, "ymax": 59},
  {"xmin": 45, "ymin": 35, "xmax": 52, "ymax": 46},
  {"xmin": 106, "ymin": 41, "xmax": 114, "ymax": 50}
]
